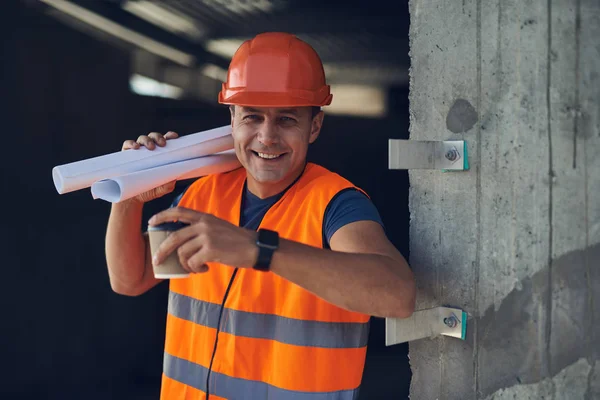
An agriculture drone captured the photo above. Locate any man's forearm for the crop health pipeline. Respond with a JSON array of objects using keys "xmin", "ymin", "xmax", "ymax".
[
  {"xmin": 269, "ymin": 240, "xmax": 415, "ymax": 318},
  {"xmin": 105, "ymin": 199, "xmax": 160, "ymax": 295}
]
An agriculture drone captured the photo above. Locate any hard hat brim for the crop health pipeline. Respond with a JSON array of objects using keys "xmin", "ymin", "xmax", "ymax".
[{"xmin": 219, "ymin": 90, "xmax": 332, "ymax": 108}]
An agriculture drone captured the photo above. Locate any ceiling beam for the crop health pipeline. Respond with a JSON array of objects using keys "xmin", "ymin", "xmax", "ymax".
[{"xmin": 64, "ymin": 0, "xmax": 230, "ymax": 69}]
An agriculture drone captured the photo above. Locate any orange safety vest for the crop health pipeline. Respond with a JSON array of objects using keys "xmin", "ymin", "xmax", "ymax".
[{"xmin": 161, "ymin": 163, "xmax": 371, "ymax": 400}]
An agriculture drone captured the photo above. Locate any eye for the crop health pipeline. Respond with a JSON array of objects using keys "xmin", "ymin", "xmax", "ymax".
[
  {"xmin": 243, "ymin": 114, "xmax": 260, "ymax": 121},
  {"xmin": 279, "ymin": 116, "xmax": 297, "ymax": 123}
]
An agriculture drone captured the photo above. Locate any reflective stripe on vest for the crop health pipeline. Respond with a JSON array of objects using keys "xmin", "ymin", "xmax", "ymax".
[
  {"xmin": 169, "ymin": 291, "xmax": 369, "ymax": 349},
  {"xmin": 164, "ymin": 353, "xmax": 361, "ymax": 400},
  {"xmin": 162, "ymin": 163, "xmax": 371, "ymax": 398}
]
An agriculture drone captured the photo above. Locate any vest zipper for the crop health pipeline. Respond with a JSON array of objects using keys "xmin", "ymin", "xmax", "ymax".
[{"xmin": 205, "ymin": 268, "xmax": 239, "ymax": 400}]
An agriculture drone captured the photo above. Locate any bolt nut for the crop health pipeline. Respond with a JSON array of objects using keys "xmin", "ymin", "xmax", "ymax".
[
  {"xmin": 443, "ymin": 316, "xmax": 458, "ymax": 328},
  {"xmin": 445, "ymin": 147, "xmax": 461, "ymax": 163}
]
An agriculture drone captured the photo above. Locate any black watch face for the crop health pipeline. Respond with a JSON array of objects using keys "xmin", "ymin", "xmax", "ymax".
[
  {"xmin": 259, "ymin": 229, "xmax": 279, "ymax": 248},
  {"xmin": 254, "ymin": 229, "xmax": 279, "ymax": 271}
]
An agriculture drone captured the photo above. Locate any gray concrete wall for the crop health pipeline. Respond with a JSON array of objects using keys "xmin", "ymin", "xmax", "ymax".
[{"xmin": 407, "ymin": 0, "xmax": 599, "ymax": 398}]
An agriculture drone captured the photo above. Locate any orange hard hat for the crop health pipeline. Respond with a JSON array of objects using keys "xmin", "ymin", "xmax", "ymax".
[{"xmin": 218, "ymin": 32, "xmax": 333, "ymax": 107}]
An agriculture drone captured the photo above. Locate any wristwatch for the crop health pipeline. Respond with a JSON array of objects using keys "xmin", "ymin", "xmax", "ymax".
[{"xmin": 253, "ymin": 229, "xmax": 279, "ymax": 271}]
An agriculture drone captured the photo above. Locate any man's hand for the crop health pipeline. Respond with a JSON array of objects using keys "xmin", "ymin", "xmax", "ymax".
[
  {"xmin": 148, "ymin": 207, "xmax": 259, "ymax": 273},
  {"xmin": 121, "ymin": 131, "xmax": 180, "ymax": 203}
]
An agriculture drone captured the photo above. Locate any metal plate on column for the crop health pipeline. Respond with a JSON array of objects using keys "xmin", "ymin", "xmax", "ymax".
[
  {"xmin": 386, "ymin": 306, "xmax": 467, "ymax": 346},
  {"xmin": 388, "ymin": 140, "xmax": 467, "ymax": 170}
]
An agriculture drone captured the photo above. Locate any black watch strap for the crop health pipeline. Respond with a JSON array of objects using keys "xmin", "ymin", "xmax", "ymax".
[{"xmin": 254, "ymin": 229, "xmax": 279, "ymax": 271}]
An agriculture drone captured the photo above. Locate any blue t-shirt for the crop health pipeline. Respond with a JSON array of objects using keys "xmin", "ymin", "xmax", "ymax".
[{"xmin": 171, "ymin": 183, "xmax": 383, "ymax": 247}]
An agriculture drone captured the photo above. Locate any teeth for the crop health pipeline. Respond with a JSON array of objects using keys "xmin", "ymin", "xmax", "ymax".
[{"xmin": 257, "ymin": 152, "xmax": 281, "ymax": 159}]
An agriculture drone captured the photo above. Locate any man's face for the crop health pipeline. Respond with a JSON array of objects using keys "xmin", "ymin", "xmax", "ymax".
[{"xmin": 231, "ymin": 106, "xmax": 323, "ymax": 188}]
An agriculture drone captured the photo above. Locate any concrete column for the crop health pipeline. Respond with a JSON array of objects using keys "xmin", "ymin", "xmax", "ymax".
[{"xmin": 407, "ymin": 0, "xmax": 599, "ymax": 398}]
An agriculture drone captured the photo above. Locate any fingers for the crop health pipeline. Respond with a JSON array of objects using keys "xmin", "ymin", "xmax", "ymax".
[
  {"xmin": 187, "ymin": 255, "xmax": 209, "ymax": 273},
  {"xmin": 122, "ymin": 139, "xmax": 140, "ymax": 151},
  {"xmin": 149, "ymin": 207, "xmax": 206, "ymax": 226},
  {"xmin": 145, "ymin": 131, "xmax": 179, "ymax": 147},
  {"xmin": 122, "ymin": 131, "xmax": 179, "ymax": 151},
  {"xmin": 148, "ymin": 132, "xmax": 167, "ymax": 147},
  {"xmin": 133, "ymin": 181, "xmax": 176, "ymax": 204},
  {"xmin": 155, "ymin": 181, "xmax": 176, "ymax": 197},
  {"xmin": 153, "ymin": 224, "xmax": 209, "ymax": 274},
  {"xmin": 137, "ymin": 134, "xmax": 158, "ymax": 150},
  {"xmin": 140, "ymin": 182, "xmax": 176, "ymax": 203},
  {"xmin": 176, "ymin": 239, "xmax": 197, "ymax": 270},
  {"xmin": 176, "ymin": 239, "xmax": 209, "ymax": 273},
  {"xmin": 152, "ymin": 224, "xmax": 197, "ymax": 266}
]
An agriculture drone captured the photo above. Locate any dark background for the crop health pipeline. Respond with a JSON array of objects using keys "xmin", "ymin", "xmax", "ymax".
[{"xmin": 1, "ymin": 1, "xmax": 411, "ymax": 398}]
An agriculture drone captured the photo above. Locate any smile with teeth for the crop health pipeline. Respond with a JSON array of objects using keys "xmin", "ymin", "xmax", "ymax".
[{"xmin": 255, "ymin": 152, "xmax": 284, "ymax": 159}]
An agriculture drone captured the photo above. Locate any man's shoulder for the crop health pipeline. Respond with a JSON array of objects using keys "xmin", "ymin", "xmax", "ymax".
[{"xmin": 302, "ymin": 163, "xmax": 355, "ymax": 189}]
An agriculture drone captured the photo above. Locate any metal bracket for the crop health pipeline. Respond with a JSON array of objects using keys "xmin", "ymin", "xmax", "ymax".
[
  {"xmin": 388, "ymin": 140, "xmax": 468, "ymax": 171},
  {"xmin": 386, "ymin": 306, "xmax": 467, "ymax": 346}
]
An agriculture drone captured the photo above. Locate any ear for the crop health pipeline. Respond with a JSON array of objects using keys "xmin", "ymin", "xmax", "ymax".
[{"xmin": 308, "ymin": 111, "xmax": 324, "ymax": 144}]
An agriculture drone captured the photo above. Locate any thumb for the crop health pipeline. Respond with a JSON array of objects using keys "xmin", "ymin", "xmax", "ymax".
[{"xmin": 156, "ymin": 181, "xmax": 176, "ymax": 196}]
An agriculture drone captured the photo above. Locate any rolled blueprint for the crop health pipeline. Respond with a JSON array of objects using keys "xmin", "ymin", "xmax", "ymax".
[
  {"xmin": 52, "ymin": 125, "xmax": 233, "ymax": 194},
  {"xmin": 90, "ymin": 150, "xmax": 241, "ymax": 203}
]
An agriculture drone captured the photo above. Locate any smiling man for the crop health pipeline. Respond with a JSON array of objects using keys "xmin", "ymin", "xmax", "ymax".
[
  {"xmin": 230, "ymin": 105, "xmax": 322, "ymax": 198},
  {"xmin": 105, "ymin": 32, "xmax": 415, "ymax": 400}
]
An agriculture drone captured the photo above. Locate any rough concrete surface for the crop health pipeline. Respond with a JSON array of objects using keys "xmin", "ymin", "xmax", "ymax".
[
  {"xmin": 403, "ymin": 0, "xmax": 600, "ymax": 398},
  {"xmin": 477, "ymin": 0, "xmax": 551, "ymax": 318},
  {"xmin": 590, "ymin": 361, "xmax": 600, "ymax": 399},
  {"xmin": 407, "ymin": 0, "xmax": 479, "ymax": 398},
  {"xmin": 484, "ymin": 358, "xmax": 591, "ymax": 400},
  {"xmin": 476, "ymin": 244, "xmax": 598, "ymax": 397}
]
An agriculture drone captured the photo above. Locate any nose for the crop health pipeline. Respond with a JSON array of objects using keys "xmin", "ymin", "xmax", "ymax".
[{"xmin": 256, "ymin": 119, "xmax": 279, "ymax": 147}]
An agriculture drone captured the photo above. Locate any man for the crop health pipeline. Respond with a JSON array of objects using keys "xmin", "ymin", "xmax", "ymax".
[{"xmin": 105, "ymin": 32, "xmax": 415, "ymax": 399}]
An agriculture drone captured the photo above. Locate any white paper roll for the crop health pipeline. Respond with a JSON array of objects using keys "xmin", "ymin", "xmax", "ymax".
[
  {"xmin": 90, "ymin": 151, "xmax": 241, "ymax": 203},
  {"xmin": 52, "ymin": 125, "xmax": 233, "ymax": 194}
]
